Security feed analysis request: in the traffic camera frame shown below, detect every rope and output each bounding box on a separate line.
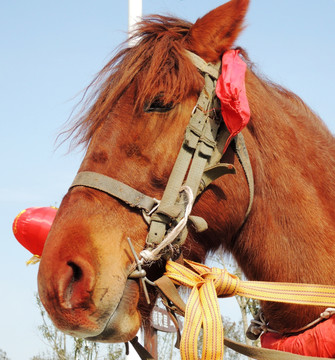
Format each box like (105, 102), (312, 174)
(165, 259), (335, 360)
(140, 186), (194, 263)
(284, 308), (335, 335)
(248, 308), (335, 339)
(26, 255), (41, 265)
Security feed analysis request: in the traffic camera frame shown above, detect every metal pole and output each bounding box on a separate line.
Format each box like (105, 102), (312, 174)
(128, 0), (142, 44)
(125, 2), (144, 358)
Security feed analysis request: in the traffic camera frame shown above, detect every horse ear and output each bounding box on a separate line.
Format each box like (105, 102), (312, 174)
(186, 0), (249, 63)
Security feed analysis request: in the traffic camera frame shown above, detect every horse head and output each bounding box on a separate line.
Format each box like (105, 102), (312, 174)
(38, 0), (335, 344)
(38, 0), (250, 342)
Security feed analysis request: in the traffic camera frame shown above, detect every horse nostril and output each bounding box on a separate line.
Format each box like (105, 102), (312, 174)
(67, 261), (83, 282)
(59, 258), (95, 310)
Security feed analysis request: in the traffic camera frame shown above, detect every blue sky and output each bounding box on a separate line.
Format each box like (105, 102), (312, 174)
(1, 1), (334, 359)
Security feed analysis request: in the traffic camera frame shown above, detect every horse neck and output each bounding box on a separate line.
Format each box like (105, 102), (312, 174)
(231, 69), (335, 286)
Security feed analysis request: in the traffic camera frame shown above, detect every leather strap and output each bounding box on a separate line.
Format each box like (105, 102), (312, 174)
(146, 58), (223, 247)
(224, 338), (331, 360)
(129, 336), (154, 360)
(234, 133), (254, 220)
(70, 171), (158, 213)
(186, 50), (220, 79)
(155, 275), (186, 315)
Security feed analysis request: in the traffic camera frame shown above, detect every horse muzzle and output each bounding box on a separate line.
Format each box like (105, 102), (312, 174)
(38, 251), (142, 342)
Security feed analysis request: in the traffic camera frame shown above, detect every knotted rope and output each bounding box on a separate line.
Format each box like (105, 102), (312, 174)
(165, 260), (335, 360)
(140, 186), (194, 263)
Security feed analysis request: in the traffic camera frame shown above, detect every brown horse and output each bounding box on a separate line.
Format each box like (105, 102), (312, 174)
(38, 0), (335, 347)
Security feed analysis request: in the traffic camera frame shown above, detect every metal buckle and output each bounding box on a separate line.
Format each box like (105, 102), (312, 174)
(142, 198), (160, 225)
(148, 198), (160, 216)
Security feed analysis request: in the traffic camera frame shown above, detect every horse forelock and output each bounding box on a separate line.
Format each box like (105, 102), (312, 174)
(60, 15), (204, 150)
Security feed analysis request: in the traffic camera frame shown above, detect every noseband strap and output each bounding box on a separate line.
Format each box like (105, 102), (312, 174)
(70, 171), (159, 214)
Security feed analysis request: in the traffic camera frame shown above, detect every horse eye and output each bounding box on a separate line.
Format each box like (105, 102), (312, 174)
(144, 97), (174, 113)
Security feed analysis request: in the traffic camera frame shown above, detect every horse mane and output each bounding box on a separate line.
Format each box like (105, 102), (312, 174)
(224, 49), (335, 290)
(61, 15), (204, 149)
(60, 13), (335, 165)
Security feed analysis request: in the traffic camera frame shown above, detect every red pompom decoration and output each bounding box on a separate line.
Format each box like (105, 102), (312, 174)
(13, 207), (57, 256)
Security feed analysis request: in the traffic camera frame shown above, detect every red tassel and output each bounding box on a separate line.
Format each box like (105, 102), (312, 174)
(216, 49), (250, 152)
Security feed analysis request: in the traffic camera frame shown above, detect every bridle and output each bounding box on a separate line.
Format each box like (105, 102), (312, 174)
(69, 50), (254, 295)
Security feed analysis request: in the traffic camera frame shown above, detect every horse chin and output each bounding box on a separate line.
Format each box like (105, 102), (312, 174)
(86, 279), (141, 343)
(47, 278), (141, 343)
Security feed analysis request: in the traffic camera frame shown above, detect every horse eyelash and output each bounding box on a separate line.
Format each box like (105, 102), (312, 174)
(144, 95), (175, 113)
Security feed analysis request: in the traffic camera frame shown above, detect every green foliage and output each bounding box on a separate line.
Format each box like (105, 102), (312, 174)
(0, 349), (10, 360)
(157, 332), (180, 360)
(106, 344), (125, 360)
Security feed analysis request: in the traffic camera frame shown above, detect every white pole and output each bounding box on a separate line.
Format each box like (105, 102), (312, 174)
(125, 2), (143, 357)
(128, 0), (143, 45)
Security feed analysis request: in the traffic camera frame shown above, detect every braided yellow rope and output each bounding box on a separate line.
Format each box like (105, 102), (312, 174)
(165, 260), (335, 360)
(26, 255), (41, 265)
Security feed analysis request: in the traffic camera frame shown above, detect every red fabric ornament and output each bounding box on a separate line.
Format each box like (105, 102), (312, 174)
(261, 316), (335, 357)
(216, 49), (250, 152)
(13, 207), (57, 256)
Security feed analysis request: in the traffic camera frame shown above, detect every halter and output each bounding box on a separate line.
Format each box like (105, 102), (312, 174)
(70, 50), (254, 277)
